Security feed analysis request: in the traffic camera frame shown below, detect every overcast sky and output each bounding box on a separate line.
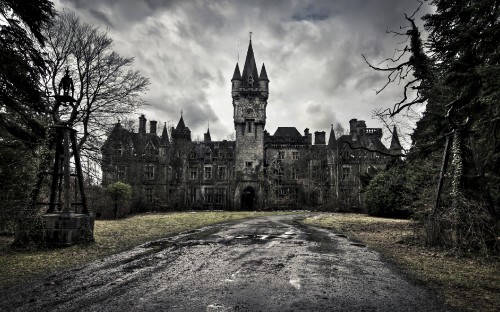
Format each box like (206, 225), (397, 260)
(54, 0), (431, 144)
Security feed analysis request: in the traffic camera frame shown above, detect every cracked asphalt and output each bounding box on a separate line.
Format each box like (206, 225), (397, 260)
(0, 215), (447, 311)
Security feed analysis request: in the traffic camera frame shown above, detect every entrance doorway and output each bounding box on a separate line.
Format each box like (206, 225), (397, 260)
(241, 187), (256, 210)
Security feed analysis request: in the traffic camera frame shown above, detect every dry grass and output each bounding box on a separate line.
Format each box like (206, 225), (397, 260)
(304, 213), (500, 312)
(0, 211), (302, 286)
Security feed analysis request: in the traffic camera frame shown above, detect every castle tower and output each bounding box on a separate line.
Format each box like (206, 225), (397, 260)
(232, 36), (269, 209)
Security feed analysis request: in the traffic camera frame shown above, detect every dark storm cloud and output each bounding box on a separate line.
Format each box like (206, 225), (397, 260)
(55, 0), (432, 142)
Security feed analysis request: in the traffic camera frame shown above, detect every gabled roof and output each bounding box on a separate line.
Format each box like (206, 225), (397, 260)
(338, 134), (388, 154)
(231, 63), (242, 81)
(273, 127), (302, 137)
(241, 39), (259, 87)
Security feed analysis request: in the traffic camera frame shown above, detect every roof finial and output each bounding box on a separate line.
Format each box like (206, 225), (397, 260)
(249, 31), (252, 41)
(181, 109), (183, 117)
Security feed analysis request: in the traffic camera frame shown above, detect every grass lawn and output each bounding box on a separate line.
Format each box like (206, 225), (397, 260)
(303, 213), (500, 312)
(0, 210), (303, 286)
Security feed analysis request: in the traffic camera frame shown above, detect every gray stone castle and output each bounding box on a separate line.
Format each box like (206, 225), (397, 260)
(101, 39), (402, 212)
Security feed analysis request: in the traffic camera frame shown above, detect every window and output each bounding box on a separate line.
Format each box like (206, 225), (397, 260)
(342, 150), (349, 158)
(189, 188), (197, 203)
(278, 151), (285, 160)
(313, 165), (319, 173)
(245, 162), (253, 168)
(218, 166), (226, 180)
(145, 143), (154, 156)
(144, 164), (155, 179)
(277, 167), (283, 178)
(145, 188), (153, 202)
(114, 144), (122, 156)
(342, 166), (351, 181)
(292, 152), (299, 160)
(215, 188), (226, 204)
(190, 152), (197, 159)
(204, 166), (212, 180)
(204, 187), (214, 204)
(167, 166), (173, 182)
(117, 165), (126, 180)
(291, 167), (298, 180)
(190, 167), (198, 180)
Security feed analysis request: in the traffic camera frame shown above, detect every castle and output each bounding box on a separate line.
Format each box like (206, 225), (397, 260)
(101, 39), (402, 212)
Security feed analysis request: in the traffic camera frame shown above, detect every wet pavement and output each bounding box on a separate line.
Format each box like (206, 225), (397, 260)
(0, 214), (447, 311)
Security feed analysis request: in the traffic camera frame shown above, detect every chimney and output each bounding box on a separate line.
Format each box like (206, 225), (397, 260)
(139, 114), (147, 134)
(356, 120), (367, 135)
(149, 120), (157, 134)
(304, 128), (312, 145)
(314, 131), (326, 145)
(349, 119), (357, 135)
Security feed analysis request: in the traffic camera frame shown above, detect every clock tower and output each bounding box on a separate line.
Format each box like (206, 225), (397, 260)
(231, 37), (269, 209)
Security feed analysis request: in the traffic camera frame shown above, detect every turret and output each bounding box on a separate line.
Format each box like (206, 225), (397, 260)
(204, 125), (212, 142)
(390, 126), (403, 155)
(328, 124), (337, 149)
(159, 122), (170, 162)
(259, 63), (269, 99)
(171, 113), (191, 142)
(160, 123), (170, 146)
(231, 63), (242, 98)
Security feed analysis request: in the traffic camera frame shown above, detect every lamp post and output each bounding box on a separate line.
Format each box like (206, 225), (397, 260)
(16, 69), (95, 246)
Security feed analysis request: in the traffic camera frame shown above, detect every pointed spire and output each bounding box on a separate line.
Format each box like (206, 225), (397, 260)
(160, 122), (170, 146)
(259, 63), (269, 81)
(328, 124), (337, 148)
(241, 38), (259, 87)
(390, 125), (403, 152)
(231, 63), (242, 81)
(176, 112), (186, 130)
(204, 123), (212, 142)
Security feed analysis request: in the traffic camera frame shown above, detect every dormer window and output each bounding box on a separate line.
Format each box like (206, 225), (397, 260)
(145, 142), (155, 156)
(248, 75), (254, 87)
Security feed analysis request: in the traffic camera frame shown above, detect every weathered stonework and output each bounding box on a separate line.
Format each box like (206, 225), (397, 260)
(101, 39), (402, 212)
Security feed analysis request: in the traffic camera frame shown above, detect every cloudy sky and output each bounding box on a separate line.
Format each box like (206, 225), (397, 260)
(54, 0), (431, 145)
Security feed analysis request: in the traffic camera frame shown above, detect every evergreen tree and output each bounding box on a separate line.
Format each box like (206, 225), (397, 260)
(365, 0), (500, 251)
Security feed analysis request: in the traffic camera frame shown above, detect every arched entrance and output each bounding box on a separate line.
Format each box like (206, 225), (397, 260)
(241, 187), (256, 210)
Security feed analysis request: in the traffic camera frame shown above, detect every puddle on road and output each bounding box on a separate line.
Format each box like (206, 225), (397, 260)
(289, 278), (301, 290)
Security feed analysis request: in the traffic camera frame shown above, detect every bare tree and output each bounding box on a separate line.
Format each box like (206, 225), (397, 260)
(41, 11), (149, 160)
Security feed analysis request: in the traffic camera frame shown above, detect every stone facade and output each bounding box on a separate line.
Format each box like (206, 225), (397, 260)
(101, 39), (402, 212)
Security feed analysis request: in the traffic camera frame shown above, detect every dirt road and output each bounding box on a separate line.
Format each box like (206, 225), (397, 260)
(0, 215), (446, 311)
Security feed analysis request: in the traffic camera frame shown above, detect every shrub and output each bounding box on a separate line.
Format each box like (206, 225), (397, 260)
(365, 169), (412, 218)
(106, 182), (132, 218)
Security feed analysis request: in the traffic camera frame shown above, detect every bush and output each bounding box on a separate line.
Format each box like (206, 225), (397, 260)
(106, 182), (132, 218)
(365, 169), (412, 218)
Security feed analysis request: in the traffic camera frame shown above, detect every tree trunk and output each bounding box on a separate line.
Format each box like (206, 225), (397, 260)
(450, 129), (464, 245)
